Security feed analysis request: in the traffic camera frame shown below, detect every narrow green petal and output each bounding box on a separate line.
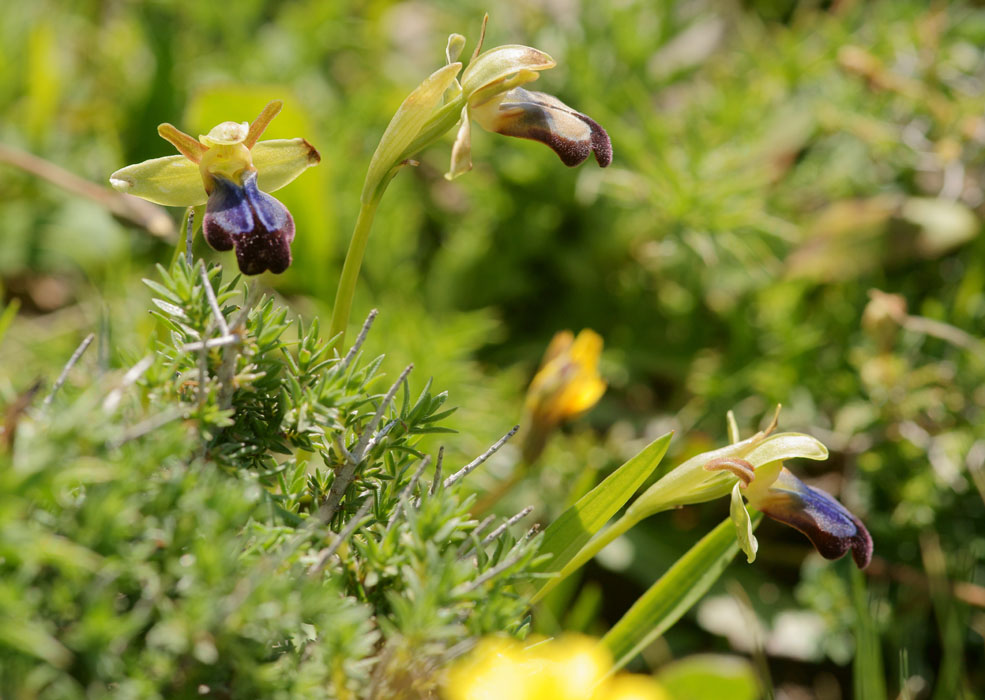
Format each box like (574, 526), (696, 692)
(362, 61), (462, 202)
(446, 33), (466, 64)
(726, 410), (741, 444)
(461, 45), (555, 96)
(109, 155), (206, 207)
(730, 482), (758, 563)
(252, 138), (322, 193)
(445, 106), (472, 180)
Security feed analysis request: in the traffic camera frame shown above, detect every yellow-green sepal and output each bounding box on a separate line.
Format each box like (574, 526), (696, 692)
(743, 433), (828, 465)
(446, 33), (466, 64)
(460, 45), (555, 96)
(730, 482), (758, 564)
(446, 105), (472, 180)
(109, 155), (207, 207)
(252, 138), (322, 193)
(362, 61), (463, 203)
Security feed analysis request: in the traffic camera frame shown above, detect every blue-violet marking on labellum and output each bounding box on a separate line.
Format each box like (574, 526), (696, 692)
(746, 464), (873, 569)
(109, 100), (320, 275)
(203, 171), (294, 275)
(715, 458), (873, 569)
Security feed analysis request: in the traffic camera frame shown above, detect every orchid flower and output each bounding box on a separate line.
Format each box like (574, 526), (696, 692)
(332, 17), (613, 348)
(701, 413), (873, 568)
(561, 409), (872, 583)
(109, 101), (320, 275)
(713, 457), (873, 568)
(360, 15), (612, 204)
(445, 18), (612, 179)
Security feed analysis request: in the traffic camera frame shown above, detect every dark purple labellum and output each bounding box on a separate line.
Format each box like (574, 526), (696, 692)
(203, 171), (295, 275)
(755, 468), (873, 569)
(479, 88), (613, 168)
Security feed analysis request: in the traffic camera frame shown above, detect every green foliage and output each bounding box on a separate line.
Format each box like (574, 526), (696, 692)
(3, 0), (985, 695)
(601, 514), (762, 672)
(532, 432), (672, 601)
(654, 654), (760, 700)
(0, 257), (540, 698)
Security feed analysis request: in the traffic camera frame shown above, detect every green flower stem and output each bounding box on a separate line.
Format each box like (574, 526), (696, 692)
(169, 206), (198, 269)
(554, 465), (735, 584)
(331, 95), (466, 353)
(555, 512), (641, 584)
(329, 199), (379, 351)
(601, 513), (762, 672)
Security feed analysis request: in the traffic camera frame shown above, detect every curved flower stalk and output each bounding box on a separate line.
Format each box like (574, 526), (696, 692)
(109, 101), (320, 275)
(443, 635), (667, 700)
(559, 409), (872, 582)
(329, 15), (612, 349)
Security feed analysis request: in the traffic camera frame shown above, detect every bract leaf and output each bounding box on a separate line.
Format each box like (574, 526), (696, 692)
(601, 513), (762, 672)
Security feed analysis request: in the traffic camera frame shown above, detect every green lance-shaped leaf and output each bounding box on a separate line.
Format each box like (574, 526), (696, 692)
(601, 513), (762, 672)
(531, 432), (672, 602)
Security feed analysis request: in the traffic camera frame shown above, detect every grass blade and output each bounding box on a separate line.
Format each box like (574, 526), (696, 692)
(532, 432), (672, 600)
(851, 564), (886, 700)
(602, 513), (761, 671)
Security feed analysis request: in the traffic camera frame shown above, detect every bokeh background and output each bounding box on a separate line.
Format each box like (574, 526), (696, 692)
(3, 0), (984, 696)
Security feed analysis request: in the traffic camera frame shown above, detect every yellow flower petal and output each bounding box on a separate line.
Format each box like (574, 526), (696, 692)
(461, 45), (555, 96)
(252, 138), (322, 193)
(539, 330), (575, 367)
(600, 675), (670, 700)
(570, 329), (603, 364)
(557, 376), (607, 416)
(444, 638), (533, 700)
(526, 328), (605, 422)
(363, 61), (463, 202)
(109, 154), (207, 206)
(534, 635), (610, 700)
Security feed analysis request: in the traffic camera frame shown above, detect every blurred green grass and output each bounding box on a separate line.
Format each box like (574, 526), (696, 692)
(2, 0), (985, 695)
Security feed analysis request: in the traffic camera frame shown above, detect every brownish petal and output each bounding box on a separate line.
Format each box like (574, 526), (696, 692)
(751, 467), (873, 568)
(472, 87), (612, 167)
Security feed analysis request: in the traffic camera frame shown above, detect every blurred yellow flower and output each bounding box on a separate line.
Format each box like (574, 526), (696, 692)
(443, 635), (667, 700)
(520, 329), (606, 463)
